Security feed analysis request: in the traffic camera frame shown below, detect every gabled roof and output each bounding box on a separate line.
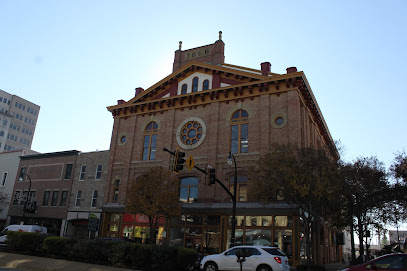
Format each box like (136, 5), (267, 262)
(124, 61), (272, 105)
(106, 61), (338, 160)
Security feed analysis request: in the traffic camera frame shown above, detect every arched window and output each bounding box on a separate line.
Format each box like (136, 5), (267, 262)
(202, 80), (209, 91)
(179, 177), (198, 203)
(230, 110), (248, 154)
(192, 77), (199, 92)
(181, 84), (188, 95)
(142, 122), (158, 160)
(229, 175), (248, 202)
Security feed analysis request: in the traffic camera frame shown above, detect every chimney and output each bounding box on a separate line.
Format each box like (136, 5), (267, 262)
(117, 100), (125, 105)
(286, 67), (298, 74)
(261, 62), (271, 76)
(135, 87), (144, 96)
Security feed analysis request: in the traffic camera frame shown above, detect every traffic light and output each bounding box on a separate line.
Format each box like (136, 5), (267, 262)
(173, 149), (186, 173)
(209, 168), (216, 185)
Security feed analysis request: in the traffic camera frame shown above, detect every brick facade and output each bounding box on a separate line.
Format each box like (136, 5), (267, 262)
(102, 37), (340, 265)
(8, 151), (79, 236)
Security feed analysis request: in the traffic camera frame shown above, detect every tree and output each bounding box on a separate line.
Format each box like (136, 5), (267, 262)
(390, 151), (407, 184)
(340, 156), (389, 262)
(389, 151), (407, 235)
(126, 167), (181, 244)
(250, 143), (342, 267)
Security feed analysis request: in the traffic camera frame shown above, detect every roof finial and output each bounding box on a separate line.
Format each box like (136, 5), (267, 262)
(219, 31), (222, 41)
(179, 41), (182, 50)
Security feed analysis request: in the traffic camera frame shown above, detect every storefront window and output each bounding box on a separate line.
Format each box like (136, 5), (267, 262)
(203, 228), (220, 254)
(246, 216), (272, 227)
(170, 215), (185, 225)
(185, 215), (203, 226)
(227, 229), (244, 248)
(185, 237), (202, 250)
(204, 215), (220, 226)
(169, 227), (184, 247)
(123, 225), (133, 238)
(261, 216), (273, 226)
(133, 226), (149, 243)
(185, 227), (202, 237)
(109, 224), (118, 232)
(245, 229), (272, 246)
(274, 216), (292, 227)
(274, 229), (293, 258)
(109, 214), (120, 222)
(228, 215), (245, 226)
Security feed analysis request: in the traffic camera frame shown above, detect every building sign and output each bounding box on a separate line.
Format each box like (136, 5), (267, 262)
(88, 213), (99, 232)
(184, 47), (211, 61)
(24, 200), (37, 213)
(136, 214), (149, 223)
(28, 164), (64, 181)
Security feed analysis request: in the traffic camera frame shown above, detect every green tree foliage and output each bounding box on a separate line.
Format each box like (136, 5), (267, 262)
(389, 151), (407, 228)
(391, 151), (407, 184)
(249, 143), (342, 266)
(126, 167), (181, 244)
(339, 156), (390, 261)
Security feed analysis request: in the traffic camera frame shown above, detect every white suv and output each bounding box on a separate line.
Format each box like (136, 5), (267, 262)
(200, 245), (290, 271)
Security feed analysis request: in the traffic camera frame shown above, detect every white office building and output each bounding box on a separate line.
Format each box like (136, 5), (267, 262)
(0, 89), (40, 152)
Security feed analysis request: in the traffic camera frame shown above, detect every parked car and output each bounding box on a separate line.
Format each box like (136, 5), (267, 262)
(200, 245), (290, 271)
(341, 253), (407, 271)
(0, 224), (47, 243)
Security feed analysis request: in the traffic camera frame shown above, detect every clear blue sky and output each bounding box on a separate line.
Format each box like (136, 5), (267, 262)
(1, 1), (406, 169)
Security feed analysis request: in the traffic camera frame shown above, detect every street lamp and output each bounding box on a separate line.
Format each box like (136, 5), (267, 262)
(227, 152), (237, 247)
(19, 173), (32, 224)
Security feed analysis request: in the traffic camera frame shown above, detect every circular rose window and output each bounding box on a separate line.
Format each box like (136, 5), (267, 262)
(176, 117), (207, 150)
(181, 121), (203, 145)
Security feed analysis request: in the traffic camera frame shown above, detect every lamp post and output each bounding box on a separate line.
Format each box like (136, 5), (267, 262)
(227, 152), (237, 247)
(19, 173), (32, 224)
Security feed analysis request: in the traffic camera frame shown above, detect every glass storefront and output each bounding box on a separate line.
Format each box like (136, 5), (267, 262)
(169, 214), (295, 256)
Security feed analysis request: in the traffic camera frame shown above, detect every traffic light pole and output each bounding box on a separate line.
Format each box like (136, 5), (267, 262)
(163, 148), (235, 202)
(164, 148), (237, 247)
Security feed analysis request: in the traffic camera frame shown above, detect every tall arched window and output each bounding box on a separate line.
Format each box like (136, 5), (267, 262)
(229, 175), (248, 202)
(202, 80), (209, 91)
(181, 84), (188, 94)
(230, 110), (248, 154)
(192, 77), (199, 92)
(179, 177), (198, 203)
(142, 122), (158, 160)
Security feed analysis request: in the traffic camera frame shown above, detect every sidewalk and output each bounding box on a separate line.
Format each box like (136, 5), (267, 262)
(0, 251), (349, 271)
(0, 252), (137, 271)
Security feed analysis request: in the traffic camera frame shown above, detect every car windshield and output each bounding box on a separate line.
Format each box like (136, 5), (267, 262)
(263, 248), (286, 256)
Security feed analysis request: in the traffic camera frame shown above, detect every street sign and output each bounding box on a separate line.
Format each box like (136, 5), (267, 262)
(88, 213), (99, 232)
(186, 156), (195, 171)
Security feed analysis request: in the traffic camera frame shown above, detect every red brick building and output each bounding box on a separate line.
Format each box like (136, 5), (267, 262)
(102, 34), (340, 265)
(8, 151), (79, 236)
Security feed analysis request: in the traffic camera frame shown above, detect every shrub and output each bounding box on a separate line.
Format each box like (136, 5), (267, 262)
(108, 241), (134, 268)
(134, 243), (152, 268)
(177, 247), (199, 271)
(5, 231), (46, 255)
(150, 245), (178, 270)
(41, 236), (70, 258)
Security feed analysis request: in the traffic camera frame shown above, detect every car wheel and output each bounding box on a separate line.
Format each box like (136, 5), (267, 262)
(257, 264), (272, 271)
(204, 262), (218, 271)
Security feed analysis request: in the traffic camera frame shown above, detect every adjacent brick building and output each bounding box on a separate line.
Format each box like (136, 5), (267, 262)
(102, 34), (341, 266)
(8, 151), (80, 236)
(65, 150), (109, 238)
